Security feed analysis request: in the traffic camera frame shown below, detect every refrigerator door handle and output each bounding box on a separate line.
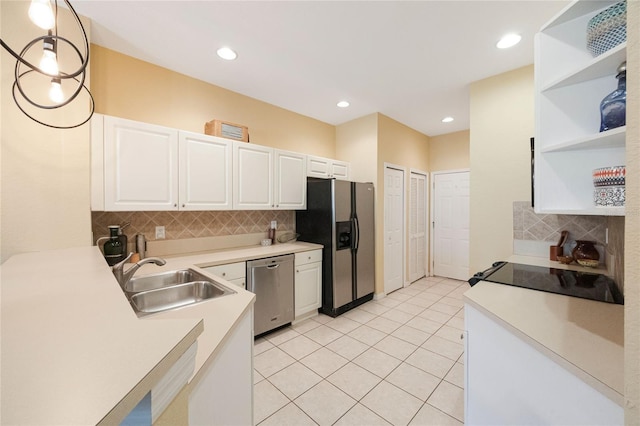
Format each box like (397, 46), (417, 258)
(352, 216), (359, 251)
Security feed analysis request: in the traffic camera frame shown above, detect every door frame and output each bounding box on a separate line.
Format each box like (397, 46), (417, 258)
(409, 168), (429, 283)
(429, 168), (470, 277)
(384, 163), (407, 293)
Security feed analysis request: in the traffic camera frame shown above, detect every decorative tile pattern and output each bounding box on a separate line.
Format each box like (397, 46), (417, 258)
(255, 277), (468, 426)
(513, 201), (606, 244)
(91, 210), (294, 245)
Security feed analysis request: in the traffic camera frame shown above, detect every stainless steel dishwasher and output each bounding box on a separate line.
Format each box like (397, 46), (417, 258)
(247, 254), (294, 336)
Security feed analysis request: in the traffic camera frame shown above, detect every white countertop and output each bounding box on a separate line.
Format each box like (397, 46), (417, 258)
(464, 255), (624, 405)
(0, 241), (321, 423)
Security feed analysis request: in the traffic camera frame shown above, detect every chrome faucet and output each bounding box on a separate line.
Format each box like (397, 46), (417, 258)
(112, 252), (167, 289)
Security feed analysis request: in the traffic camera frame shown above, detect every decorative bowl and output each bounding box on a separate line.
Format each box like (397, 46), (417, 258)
(594, 186), (625, 207)
(593, 165), (625, 187)
(576, 258), (599, 268)
(556, 256), (574, 264)
(587, 1), (627, 57)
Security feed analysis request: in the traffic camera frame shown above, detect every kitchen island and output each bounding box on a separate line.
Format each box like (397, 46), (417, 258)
(464, 256), (624, 425)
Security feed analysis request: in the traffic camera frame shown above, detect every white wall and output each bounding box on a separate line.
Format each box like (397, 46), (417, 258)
(0, 2), (92, 263)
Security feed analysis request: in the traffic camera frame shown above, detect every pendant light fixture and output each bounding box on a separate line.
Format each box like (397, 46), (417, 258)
(0, 0), (94, 129)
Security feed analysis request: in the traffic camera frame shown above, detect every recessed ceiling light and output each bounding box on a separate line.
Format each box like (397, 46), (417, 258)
(337, 101), (350, 108)
(496, 33), (522, 49)
(442, 116), (454, 123)
(216, 47), (237, 60)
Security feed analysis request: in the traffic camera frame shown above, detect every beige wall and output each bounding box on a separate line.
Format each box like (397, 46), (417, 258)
(91, 46), (335, 157)
(429, 130), (470, 171)
(469, 66), (534, 273)
(625, 0), (640, 421)
(335, 113), (378, 183)
(1, 2), (92, 263)
(377, 114), (430, 292)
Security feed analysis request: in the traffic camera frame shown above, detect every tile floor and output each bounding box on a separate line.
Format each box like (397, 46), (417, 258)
(253, 276), (467, 425)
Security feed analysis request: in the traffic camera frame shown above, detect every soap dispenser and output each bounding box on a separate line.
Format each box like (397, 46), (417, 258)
(103, 225), (124, 266)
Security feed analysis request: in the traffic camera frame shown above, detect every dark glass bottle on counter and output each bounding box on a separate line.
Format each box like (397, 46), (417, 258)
(103, 225), (123, 266)
(600, 62), (626, 132)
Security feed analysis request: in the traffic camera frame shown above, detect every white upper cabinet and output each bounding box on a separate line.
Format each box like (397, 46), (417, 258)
(307, 155), (350, 180)
(534, 0), (626, 215)
(274, 149), (306, 209)
(102, 115), (179, 211)
(233, 142), (274, 209)
(179, 131), (232, 210)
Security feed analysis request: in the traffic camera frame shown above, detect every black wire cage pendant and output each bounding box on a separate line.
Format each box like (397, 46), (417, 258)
(0, 0), (94, 129)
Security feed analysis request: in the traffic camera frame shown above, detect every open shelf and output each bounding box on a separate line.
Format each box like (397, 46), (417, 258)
(540, 127), (626, 153)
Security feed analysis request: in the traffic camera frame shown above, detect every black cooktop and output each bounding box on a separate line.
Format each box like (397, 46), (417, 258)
(469, 262), (624, 305)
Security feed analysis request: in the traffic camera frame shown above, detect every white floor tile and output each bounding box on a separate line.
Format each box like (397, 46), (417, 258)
(300, 347), (349, 378)
(429, 302), (460, 316)
(334, 403), (392, 426)
(313, 313), (334, 324)
(348, 324), (387, 346)
(326, 335), (370, 360)
(258, 402), (317, 426)
(439, 296), (464, 308)
(303, 324), (344, 345)
(254, 347), (296, 378)
(327, 362), (382, 400)
(358, 302), (391, 316)
(353, 348), (402, 378)
(278, 335), (322, 360)
(294, 381), (356, 426)
(446, 316), (465, 330)
(374, 335), (418, 361)
(361, 381), (423, 426)
(407, 295), (439, 308)
(434, 325), (464, 344)
(380, 308), (416, 324)
(406, 316), (444, 334)
(417, 308), (453, 324)
(385, 363), (441, 401)
(254, 369), (264, 384)
(377, 297), (402, 308)
(405, 348), (456, 379)
(444, 362), (464, 388)
(325, 316), (362, 334)
(254, 380), (290, 424)
(267, 362), (322, 399)
(265, 327), (300, 346)
(254, 337), (275, 356)
(394, 302), (426, 316)
(391, 325), (432, 346)
(387, 291), (412, 302)
(409, 403), (463, 426)
(343, 308), (377, 324)
(366, 316), (403, 334)
(292, 318), (322, 334)
(421, 335), (464, 361)
(427, 380), (464, 422)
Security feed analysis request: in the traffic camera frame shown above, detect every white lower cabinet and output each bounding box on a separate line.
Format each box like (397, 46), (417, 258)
(201, 262), (246, 289)
(188, 308), (253, 426)
(465, 304), (623, 425)
(294, 250), (322, 319)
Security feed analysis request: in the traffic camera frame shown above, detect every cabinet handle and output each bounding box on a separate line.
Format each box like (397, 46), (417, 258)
(174, 203), (177, 207)
(296, 270), (299, 273)
(182, 204), (185, 208)
(308, 256), (311, 260)
(222, 272), (226, 276)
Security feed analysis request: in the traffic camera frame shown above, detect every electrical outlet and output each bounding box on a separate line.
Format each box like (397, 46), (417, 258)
(271, 220), (277, 229)
(155, 226), (165, 239)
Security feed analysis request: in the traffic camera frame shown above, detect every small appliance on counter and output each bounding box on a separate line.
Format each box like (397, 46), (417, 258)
(469, 261), (623, 305)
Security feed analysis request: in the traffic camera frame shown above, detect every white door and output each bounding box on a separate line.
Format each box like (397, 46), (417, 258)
(232, 142), (273, 209)
(433, 171), (470, 280)
(274, 149), (306, 209)
(179, 132), (232, 210)
(104, 116), (178, 211)
(409, 172), (427, 282)
(384, 166), (404, 294)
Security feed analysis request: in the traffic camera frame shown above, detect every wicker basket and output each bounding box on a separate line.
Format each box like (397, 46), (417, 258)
(587, 1), (626, 57)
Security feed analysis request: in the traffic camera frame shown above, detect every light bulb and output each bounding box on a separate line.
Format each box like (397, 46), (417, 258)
(49, 78), (64, 103)
(29, 0), (55, 30)
(40, 49), (59, 75)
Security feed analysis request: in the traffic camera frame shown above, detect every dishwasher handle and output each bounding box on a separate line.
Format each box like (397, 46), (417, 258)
(267, 263), (280, 269)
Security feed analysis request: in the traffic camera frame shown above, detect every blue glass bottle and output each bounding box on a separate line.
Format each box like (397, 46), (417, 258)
(600, 62), (626, 132)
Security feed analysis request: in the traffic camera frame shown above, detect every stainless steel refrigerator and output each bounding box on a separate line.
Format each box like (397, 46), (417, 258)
(296, 178), (375, 317)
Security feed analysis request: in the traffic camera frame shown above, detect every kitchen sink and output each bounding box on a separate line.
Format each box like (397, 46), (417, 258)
(130, 280), (235, 315)
(125, 268), (213, 293)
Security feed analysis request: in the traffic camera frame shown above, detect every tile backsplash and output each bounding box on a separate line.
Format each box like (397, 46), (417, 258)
(513, 201), (606, 244)
(91, 210), (295, 246)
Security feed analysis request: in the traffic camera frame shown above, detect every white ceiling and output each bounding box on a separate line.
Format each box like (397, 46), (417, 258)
(71, 0), (570, 136)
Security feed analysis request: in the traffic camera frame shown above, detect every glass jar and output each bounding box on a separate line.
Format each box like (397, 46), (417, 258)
(599, 61), (626, 132)
(103, 225), (123, 266)
(571, 240), (600, 268)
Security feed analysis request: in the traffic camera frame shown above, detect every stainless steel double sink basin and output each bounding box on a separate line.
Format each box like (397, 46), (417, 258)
(124, 268), (236, 316)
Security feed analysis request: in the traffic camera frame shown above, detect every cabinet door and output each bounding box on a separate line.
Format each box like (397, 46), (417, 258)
(178, 132), (232, 210)
(233, 142), (273, 209)
(295, 262), (322, 318)
(104, 116), (178, 211)
(331, 160), (350, 181)
(307, 155), (330, 178)
(274, 149), (306, 209)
